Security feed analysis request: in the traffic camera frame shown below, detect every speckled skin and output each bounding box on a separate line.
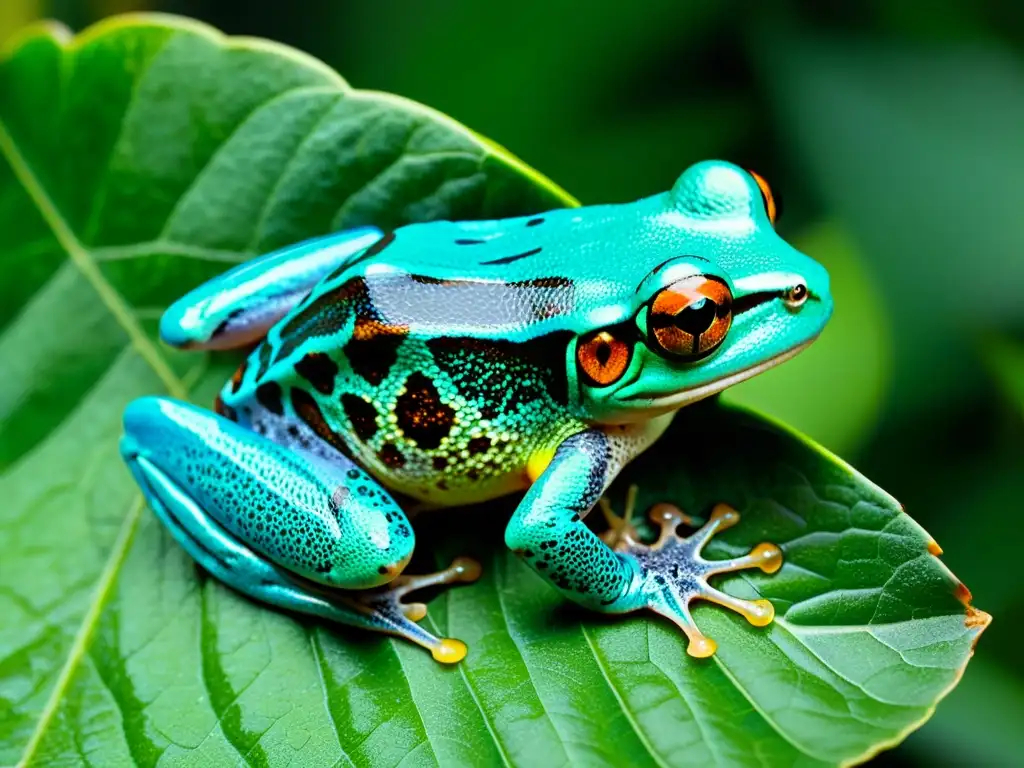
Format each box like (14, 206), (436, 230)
(122, 160), (833, 661)
(121, 398), (412, 588)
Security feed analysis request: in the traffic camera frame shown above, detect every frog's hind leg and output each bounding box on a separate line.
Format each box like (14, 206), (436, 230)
(120, 395), (479, 662)
(609, 499), (783, 658)
(160, 226), (383, 350)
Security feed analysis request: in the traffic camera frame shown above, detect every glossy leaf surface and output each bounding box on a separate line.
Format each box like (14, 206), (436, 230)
(0, 15), (987, 767)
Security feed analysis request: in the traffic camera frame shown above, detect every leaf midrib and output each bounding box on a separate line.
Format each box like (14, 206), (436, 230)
(0, 115), (188, 766)
(15, 499), (145, 767)
(0, 119), (186, 400)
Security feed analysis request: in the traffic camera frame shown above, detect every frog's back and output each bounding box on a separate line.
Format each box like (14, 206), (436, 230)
(365, 197), (671, 297)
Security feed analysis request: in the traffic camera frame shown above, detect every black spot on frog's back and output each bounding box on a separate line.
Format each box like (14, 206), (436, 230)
(395, 372), (455, 449)
(467, 436), (491, 454)
(255, 381), (284, 415)
(339, 230), (396, 273)
(295, 352), (339, 395)
(480, 246), (542, 267)
(378, 442), (406, 469)
(254, 341), (275, 380)
(341, 393), (378, 441)
(344, 319), (408, 386)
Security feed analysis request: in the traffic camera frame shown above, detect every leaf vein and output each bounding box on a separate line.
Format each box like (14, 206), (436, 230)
(580, 626), (669, 768)
(243, 92), (344, 252)
(81, 33), (177, 244)
(710, 652), (838, 763)
(157, 84), (338, 240)
(308, 629), (356, 768)
(491, 560), (574, 765)
(421, 614), (513, 768)
(0, 119), (186, 399)
(16, 497), (145, 767)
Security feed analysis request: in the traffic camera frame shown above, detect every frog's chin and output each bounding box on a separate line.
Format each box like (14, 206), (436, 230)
(618, 340), (814, 415)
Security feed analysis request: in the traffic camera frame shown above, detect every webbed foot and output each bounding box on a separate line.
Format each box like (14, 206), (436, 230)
(598, 483), (644, 549)
(330, 557), (482, 663)
(605, 494), (782, 658)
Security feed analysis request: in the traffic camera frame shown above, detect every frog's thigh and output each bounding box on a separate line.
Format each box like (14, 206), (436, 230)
(123, 439), (380, 631)
(160, 226), (382, 350)
(120, 395), (413, 591)
(505, 429), (643, 611)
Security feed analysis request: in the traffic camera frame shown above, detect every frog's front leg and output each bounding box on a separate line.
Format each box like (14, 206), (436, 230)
(120, 396), (478, 662)
(505, 430), (645, 608)
(506, 429), (782, 658)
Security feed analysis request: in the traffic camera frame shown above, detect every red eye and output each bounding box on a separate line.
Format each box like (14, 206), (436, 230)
(748, 169), (779, 226)
(648, 275), (733, 359)
(577, 330), (631, 386)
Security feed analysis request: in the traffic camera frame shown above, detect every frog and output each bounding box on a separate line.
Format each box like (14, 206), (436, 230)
(120, 160), (832, 663)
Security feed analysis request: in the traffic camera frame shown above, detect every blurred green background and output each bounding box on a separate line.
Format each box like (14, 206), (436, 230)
(4, 0), (1022, 764)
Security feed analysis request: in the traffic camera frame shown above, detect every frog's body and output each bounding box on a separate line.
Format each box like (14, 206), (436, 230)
(221, 237), (590, 508)
(123, 161), (832, 662)
(220, 207), (663, 509)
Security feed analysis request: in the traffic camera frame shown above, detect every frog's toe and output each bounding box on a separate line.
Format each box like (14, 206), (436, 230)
(402, 602), (428, 622)
(344, 556), (482, 664)
(598, 483), (667, 549)
(616, 501), (782, 658)
(389, 556), (482, 597)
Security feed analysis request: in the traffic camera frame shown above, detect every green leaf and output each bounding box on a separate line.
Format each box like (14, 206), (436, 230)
(0, 14), (987, 767)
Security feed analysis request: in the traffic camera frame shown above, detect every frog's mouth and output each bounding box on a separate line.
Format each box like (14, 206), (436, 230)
(621, 338), (815, 411)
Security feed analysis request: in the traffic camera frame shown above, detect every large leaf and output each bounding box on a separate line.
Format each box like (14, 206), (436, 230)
(0, 14), (987, 767)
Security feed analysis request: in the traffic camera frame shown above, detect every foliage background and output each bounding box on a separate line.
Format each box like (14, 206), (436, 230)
(2, 0), (1021, 765)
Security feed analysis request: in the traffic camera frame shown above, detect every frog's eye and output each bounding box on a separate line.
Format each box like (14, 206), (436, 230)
(577, 329), (632, 387)
(648, 275), (733, 360)
(748, 169), (780, 226)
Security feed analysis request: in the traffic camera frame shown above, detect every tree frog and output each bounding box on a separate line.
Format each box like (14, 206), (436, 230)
(120, 160), (832, 663)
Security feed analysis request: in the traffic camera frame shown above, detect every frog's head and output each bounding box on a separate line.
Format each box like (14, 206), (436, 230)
(574, 160), (833, 422)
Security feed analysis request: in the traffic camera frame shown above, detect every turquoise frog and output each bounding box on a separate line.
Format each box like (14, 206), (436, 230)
(121, 161), (832, 663)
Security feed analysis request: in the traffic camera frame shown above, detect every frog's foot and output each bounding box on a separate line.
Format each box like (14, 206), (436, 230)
(612, 501), (783, 658)
(598, 484), (646, 548)
(333, 557), (482, 663)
